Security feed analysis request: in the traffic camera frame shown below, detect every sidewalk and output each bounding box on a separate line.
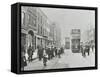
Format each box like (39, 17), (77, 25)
(24, 56), (60, 70)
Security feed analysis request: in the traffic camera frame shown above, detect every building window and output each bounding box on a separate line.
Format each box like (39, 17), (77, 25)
(38, 24), (40, 34)
(28, 13), (36, 27)
(27, 14), (30, 25)
(32, 17), (36, 27)
(22, 12), (25, 25)
(28, 14), (31, 26)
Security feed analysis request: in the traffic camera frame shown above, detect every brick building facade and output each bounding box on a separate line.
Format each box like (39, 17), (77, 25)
(21, 6), (61, 54)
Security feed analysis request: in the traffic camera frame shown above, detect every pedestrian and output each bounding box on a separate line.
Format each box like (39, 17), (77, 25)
(54, 47), (57, 57)
(30, 46), (34, 61)
(80, 45), (84, 56)
(25, 51), (28, 64)
(37, 46), (43, 61)
(92, 45), (94, 52)
(83, 46), (86, 57)
(87, 45), (90, 56)
(58, 48), (61, 58)
(32, 46), (38, 59)
(47, 47), (51, 60)
(27, 45), (32, 62)
(51, 46), (54, 59)
(43, 48), (48, 66)
(21, 46), (27, 71)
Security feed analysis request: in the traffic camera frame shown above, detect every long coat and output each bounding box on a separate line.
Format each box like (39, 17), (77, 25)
(27, 47), (33, 57)
(38, 48), (43, 57)
(21, 46), (27, 68)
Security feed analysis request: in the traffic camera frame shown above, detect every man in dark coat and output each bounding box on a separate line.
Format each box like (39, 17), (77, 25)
(54, 47), (57, 57)
(45, 47), (49, 60)
(27, 45), (33, 62)
(21, 46), (27, 71)
(86, 45), (90, 56)
(37, 46), (43, 61)
(83, 46), (86, 57)
(46, 47), (51, 60)
(51, 46), (54, 59)
(80, 45), (84, 56)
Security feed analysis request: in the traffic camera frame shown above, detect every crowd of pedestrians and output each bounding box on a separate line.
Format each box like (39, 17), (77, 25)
(80, 45), (95, 57)
(21, 43), (95, 70)
(37, 45), (64, 67)
(21, 44), (65, 70)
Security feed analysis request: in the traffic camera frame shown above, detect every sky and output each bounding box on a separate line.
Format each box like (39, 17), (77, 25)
(40, 7), (95, 45)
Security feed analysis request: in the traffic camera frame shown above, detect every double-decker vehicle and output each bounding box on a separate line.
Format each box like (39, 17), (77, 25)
(71, 29), (81, 53)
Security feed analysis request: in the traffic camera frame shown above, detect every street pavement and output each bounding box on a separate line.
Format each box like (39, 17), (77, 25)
(64, 49), (95, 68)
(24, 49), (95, 71)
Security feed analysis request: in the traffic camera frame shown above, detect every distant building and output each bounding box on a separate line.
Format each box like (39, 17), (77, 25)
(81, 29), (88, 45)
(49, 22), (61, 48)
(88, 28), (95, 47)
(56, 26), (61, 48)
(81, 26), (95, 47)
(65, 37), (70, 49)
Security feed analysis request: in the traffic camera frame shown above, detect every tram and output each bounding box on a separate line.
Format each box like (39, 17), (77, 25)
(71, 29), (81, 53)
